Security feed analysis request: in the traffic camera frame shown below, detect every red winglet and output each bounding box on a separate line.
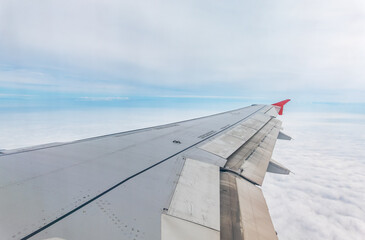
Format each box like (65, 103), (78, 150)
(272, 99), (291, 115)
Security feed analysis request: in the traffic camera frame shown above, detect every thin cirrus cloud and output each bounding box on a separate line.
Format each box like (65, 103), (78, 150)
(78, 96), (129, 101)
(1, 0), (365, 101)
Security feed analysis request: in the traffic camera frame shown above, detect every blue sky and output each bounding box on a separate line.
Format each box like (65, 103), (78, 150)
(1, 0), (365, 108)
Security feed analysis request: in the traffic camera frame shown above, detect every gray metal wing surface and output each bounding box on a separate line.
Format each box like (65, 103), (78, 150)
(0, 101), (291, 240)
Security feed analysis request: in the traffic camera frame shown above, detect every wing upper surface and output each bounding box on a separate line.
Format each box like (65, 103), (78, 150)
(0, 103), (288, 240)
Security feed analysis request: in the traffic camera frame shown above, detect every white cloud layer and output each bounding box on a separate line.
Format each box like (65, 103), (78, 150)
(263, 112), (365, 240)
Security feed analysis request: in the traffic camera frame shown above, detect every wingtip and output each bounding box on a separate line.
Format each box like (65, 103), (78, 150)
(272, 99), (291, 115)
(273, 99), (291, 106)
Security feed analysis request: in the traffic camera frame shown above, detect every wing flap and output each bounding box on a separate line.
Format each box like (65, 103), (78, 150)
(167, 158), (220, 230)
(198, 134), (247, 159)
(220, 171), (278, 240)
(162, 158), (221, 240)
(225, 118), (282, 186)
(236, 177), (278, 240)
(198, 113), (272, 159)
(239, 119), (281, 185)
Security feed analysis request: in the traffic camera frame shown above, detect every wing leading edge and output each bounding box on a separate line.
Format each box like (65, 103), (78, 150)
(0, 101), (291, 240)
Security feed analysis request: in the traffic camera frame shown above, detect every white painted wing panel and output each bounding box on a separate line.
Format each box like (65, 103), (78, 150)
(265, 106), (279, 117)
(251, 113), (272, 123)
(198, 112), (274, 160)
(161, 214), (219, 240)
(236, 178), (278, 240)
(241, 112), (271, 130)
(167, 158), (220, 231)
(226, 124), (257, 141)
(198, 134), (244, 159)
(240, 119), (281, 185)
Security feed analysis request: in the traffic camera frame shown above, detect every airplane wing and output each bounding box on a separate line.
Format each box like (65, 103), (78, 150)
(0, 100), (291, 240)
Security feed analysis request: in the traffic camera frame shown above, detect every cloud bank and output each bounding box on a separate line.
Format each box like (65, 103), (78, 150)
(263, 112), (365, 240)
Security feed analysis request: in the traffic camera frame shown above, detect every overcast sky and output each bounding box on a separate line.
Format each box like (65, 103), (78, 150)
(1, 0), (365, 103)
(1, 2), (364, 239)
